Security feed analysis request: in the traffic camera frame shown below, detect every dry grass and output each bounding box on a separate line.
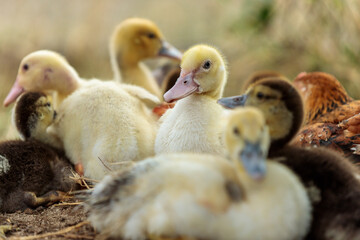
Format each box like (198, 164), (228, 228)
(1, 0), (360, 139)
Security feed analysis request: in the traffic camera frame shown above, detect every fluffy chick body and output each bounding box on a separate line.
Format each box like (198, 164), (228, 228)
(48, 81), (159, 180)
(155, 45), (227, 155)
(0, 92), (78, 213)
(87, 108), (311, 240)
(220, 77), (360, 240)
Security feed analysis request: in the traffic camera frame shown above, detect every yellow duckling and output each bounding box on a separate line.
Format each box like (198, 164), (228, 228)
(3, 50), (96, 108)
(47, 81), (160, 180)
(110, 18), (182, 99)
(87, 107), (311, 240)
(3, 50), (161, 180)
(155, 45), (227, 155)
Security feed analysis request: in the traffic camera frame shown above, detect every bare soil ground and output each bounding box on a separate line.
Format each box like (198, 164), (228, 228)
(0, 198), (97, 240)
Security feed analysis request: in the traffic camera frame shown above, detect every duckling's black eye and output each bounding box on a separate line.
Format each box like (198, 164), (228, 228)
(233, 127), (240, 136)
(202, 60), (211, 70)
(23, 64), (29, 71)
(257, 92), (264, 99)
(147, 33), (156, 39)
(45, 102), (51, 107)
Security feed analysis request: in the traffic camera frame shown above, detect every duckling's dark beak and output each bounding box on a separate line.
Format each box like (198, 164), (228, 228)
(53, 110), (57, 120)
(158, 41), (183, 61)
(217, 95), (248, 109)
(239, 141), (266, 180)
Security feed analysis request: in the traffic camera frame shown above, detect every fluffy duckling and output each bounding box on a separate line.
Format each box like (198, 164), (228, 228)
(3, 50), (96, 108)
(87, 107), (311, 240)
(241, 70), (285, 92)
(4, 50), (161, 180)
(0, 92), (78, 213)
(110, 18), (182, 99)
(47, 81), (160, 180)
(155, 45), (227, 155)
(219, 77), (360, 240)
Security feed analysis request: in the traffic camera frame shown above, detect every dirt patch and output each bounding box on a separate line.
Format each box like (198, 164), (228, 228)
(0, 198), (97, 239)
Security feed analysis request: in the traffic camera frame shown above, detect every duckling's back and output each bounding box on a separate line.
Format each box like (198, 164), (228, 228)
(87, 153), (311, 240)
(50, 81), (158, 180)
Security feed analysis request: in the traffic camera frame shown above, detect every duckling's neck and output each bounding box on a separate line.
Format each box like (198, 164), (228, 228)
(51, 76), (82, 108)
(200, 74), (226, 100)
(206, 87), (223, 100)
(112, 51), (162, 99)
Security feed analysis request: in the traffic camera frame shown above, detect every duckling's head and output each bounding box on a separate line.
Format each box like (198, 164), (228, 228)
(293, 72), (352, 123)
(219, 78), (304, 151)
(14, 92), (56, 140)
(110, 18), (182, 66)
(3, 50), (79, 107)
(164, 45), (227, 102)
(242, 70), (285, 92)
(226, 107), (270, 180)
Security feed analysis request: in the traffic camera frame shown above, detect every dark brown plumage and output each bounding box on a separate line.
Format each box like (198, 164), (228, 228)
(254, 78), (304, 152)
(0, 140), (76, 213)
(218, 77), (360, 239)
(14, 92), (51, 139)
(270, 145), (360, 240)
(0, 92), (78, 213)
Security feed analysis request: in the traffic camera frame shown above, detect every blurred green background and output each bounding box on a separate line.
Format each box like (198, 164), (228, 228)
(1, 0), (360, 139)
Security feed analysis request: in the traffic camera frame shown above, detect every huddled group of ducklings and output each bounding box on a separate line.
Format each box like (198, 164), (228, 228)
(1, 17), (360, 240)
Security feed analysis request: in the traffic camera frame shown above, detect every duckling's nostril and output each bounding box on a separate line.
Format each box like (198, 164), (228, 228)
(184, 80), (188, 84)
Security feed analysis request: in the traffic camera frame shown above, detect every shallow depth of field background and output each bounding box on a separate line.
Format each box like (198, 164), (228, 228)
(1, 0), (360, 139)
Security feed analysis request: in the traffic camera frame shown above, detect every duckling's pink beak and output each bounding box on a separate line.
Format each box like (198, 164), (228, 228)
(3, 78), (24, 107)
(164, 71), (199, 103)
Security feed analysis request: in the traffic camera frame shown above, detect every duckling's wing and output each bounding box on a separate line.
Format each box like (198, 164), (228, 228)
(122, 84), (161, 108)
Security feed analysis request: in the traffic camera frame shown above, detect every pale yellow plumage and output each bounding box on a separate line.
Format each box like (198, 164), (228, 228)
(110, 18), (182, 100)
(155, 45), (228, 155)
(7, 50), (161, 180)
(88, 107), (311, 240)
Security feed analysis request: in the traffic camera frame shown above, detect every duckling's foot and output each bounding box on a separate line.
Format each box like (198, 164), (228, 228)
(0, 225), (12, 239)
(152, 102), (175, 117)
(24, 191), (67, 208)
(75, 163), (84, 176)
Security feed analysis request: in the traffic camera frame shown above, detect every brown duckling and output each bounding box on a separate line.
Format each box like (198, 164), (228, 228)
(0, 92), (78, 213)
(241, 70), (285, 92)
(218, 77), (360, 240)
